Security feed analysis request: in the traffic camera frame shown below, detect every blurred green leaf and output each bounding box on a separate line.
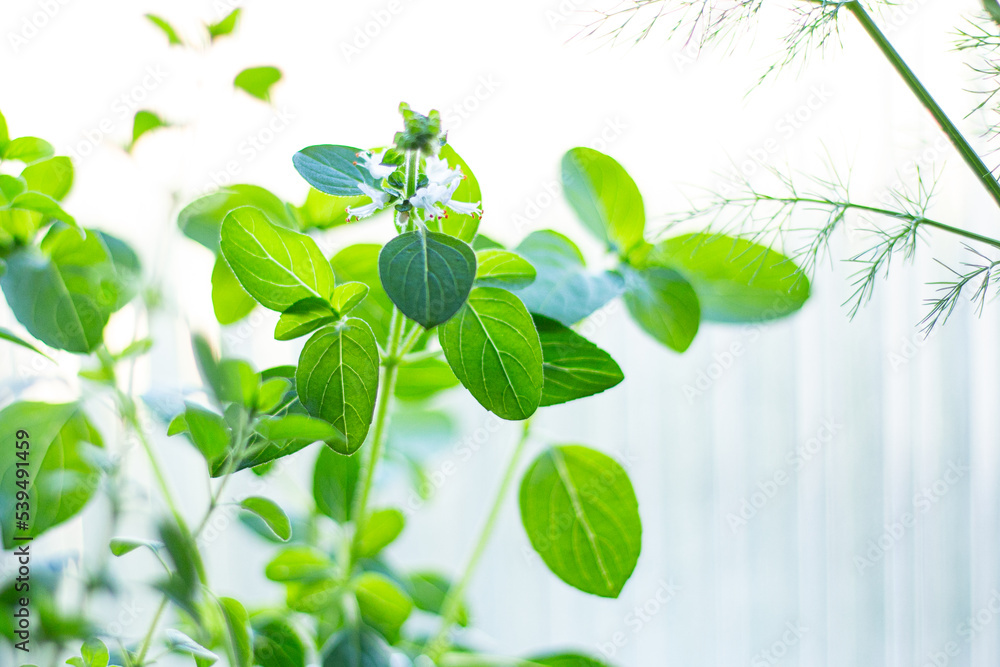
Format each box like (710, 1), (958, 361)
(622, 264), (700, 352)
(234, 66), (282, 102)
(166, 629), (218, 664)
(179, 184), (295, 254)
(354, 572), (413, 643)
(211, 255), (257, 325)
(145, 14), (183, 45)
(3, 136), (54, 164)
(8, 191), (76, 227)
(425, 144), (481, 242)
(394, 357), (458, 401)
(405, 572), (468, 626)
(296, 188), (366, 230)
(320, 626), (392, 667)
(239, 497), (291, 541)
(355, 508), (404, 558)
(252, 615), (306, 667)
(313, 445), (360, 522)
(128, 110), (170, 151)
(0, 326), (51, 360)
(265, 546), (334, 583)
(218, 597), (253, 667)
(207, 8), (241, 40)
(475, 249), (535, 289)
(21, 156), (73, 200)
(561, 147), (645, 253)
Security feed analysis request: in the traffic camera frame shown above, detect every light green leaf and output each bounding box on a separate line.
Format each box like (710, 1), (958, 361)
(207, 8), (241, 40)
(21, 156), (73, 200)
(1, 226), (140, 353)
(218, 597), (253, 667)
(80, 639), (110, 667)
(528, 654), (610, 667)
(653, 234), (810, 322)
(8, 191), (76, 227)
(109, 537), (161, 557)
(211, 254), (257, 325)
(354, 572), (413, 643)
(378, 229), (476, 328)
(179, 184), (295, 254)
(296, 320), (380, 454)
(331, 281), (369, 315)
(145, 14), (183, 45)
(405, 572), (468, 626)
(239, 497), (291, 541)
(0, 109), (8, 148)
(425, 144), (481, 241)
(256, 377), (290, 413)
(0, 174), (26, 203)
(0, 402), (103, 549)
(128, 110), (169, 151)
(166, 629), (218, 663)
(439, 287), (543, 420)
(519, 445), (641, 598)
(395, 357), (459, 401)
(513, 230), (624, 326)
(252, 616), (307, 667)
(321, 626), (391, 667)
(220, 206), (334, 312)
(533, 315), (623, 407)
(235, 66), (282, 102)
(0, 326), (51, 360)
(561, 147), (645, 253)
(171, 405), (229, 462)
(355, 508), (404, 558)
(255, 413), (345, 450)
(475, 249), (536, 289)
(265, 546), (334, 582)
(3, 137), (54, 164)
(331, 244), (394, 344)
(293, 145), (375, 198)
(296, 188), (366, 230)
(274, 297), (338, 341)
(622, 265), (700, 352)
(313, 446), (360, 522)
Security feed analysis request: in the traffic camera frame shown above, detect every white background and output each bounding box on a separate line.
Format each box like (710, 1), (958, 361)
(2, 0), (1000, 665)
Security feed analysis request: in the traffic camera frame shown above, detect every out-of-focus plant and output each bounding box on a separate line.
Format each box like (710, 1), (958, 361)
(0, 7), (811, 667)
(584, 0), (1000, 331)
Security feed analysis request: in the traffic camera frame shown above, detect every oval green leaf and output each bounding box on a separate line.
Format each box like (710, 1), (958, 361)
(355, 508), (405, 558)
(561, 147), (645, 253)
(622, 265), (700, 352)
(234, 66), (282, 103)
(354, 572), (413, 644)
(475, 249), (536, 289)
(293, 145), (376, 197)
(239, 497), (291, 541)
(533, 315), (624, 407)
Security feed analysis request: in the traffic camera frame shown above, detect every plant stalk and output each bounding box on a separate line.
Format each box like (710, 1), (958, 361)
(425, 418), (533, 660)
(134, 597), (168, 666)
(845, 1), (1000, 211)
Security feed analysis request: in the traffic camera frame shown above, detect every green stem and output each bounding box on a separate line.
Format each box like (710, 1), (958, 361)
(425, 418), (533, 660)
(134, 597), (168, 666)
(129, 409), (186, 530)
(846, 1), (1000, 211)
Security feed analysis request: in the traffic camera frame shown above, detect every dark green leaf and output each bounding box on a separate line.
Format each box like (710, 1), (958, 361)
(652, 234), (810, 322)
(239, 497), (291, 541)
(439, 287), (543, 420)
(21, 156), (73, 200)
(293, 145), (376, 198)
(321, 626), (392, 667)
(561, 147), (645, 253)
(355, 508), (404, 558)
(145, 14), (183, 45)
(234, 66), (282, 102)
(622, 265), (700, 352)
(179, 184), (295, 254)
(296, 320), (380, 454)
(378, 230), (476, 328)
(475, 249), (535, 289)
(519, 445), (641, 598)
(313, 446), (360, 522)
(533, 315), (623, 406)
(220, 206), (334, 311)
(513, 231), (624, 326)
(354, 572), (413, 643)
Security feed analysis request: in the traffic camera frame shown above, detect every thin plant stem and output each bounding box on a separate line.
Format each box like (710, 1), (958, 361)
(134, 597), (169, 666)
(425, 418), (534, 660)
(129, 409), (186, 530)
(845, 1), (1000, 212)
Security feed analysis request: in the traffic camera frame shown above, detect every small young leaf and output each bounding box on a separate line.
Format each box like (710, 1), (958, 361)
(79, 638), (110, 667)
(21, 156), (73, 200)
(355, 508), (405, 558)
(354, 572), (414, 643)
(440, 287), (543, 420)
(653, 234), (810, 322)
(2, 137), (54, 164)
(265, 546), (334, 582)
(321, 626), (392, 667)
(533, 315), (623, 406)
(207, 8), (241, 40)
(475, 249), (536, 289)
(109, 537), (161, 557)
(379, 229), (476, 328)
(293, 145), (375, 198)
(405, 572), (469, 626)
(220, 206), (334, 311)
(424, 144), (481, 242)
(331, 281), (369, 315)
(622, 265), (700, 352)
(296, 320), (380, 454)
(513, 230), (624, 326)
(274, 297), (338, 341)
(0, 326), (51, 360)
(166, 630), (218, 663)
(128, 110), (169, 151)
(331, 244), (395, 344)
(235, 66), (282, 102)
(145, 14), (183, 45)
(519, 445), (641, 598)
(561, 147), (645, 253)
(313, 446), (360, 522)
(218, 597), (254, 667)
(239, 497), (291, 541)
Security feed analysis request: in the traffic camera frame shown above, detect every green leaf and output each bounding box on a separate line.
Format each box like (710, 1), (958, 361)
(170, 405), (229, 462)
(1, 226), (140, 353)
(331, 244), (394, 344)
(528, 654), (610, 667)
(8, 191), (76, 227)
(79, 638), (110, 667)
(472, 234), (504, 251)
(239, 497), (291, 541)
(425, 144), (481, 241)
(256, 377), (290, 412)
(166, 630), (218, 664)
(378, 229), (476, 328)
(218, 597), (253, 667)
(622, 265), (700, 352)
(986, 0), (1000, 24)
(0, 174), (26, 203)
(211, 254), (256, 325)
(220, 206), (334, 312)
(313, 446), (360, 522)
(255, 413), (345, 448)
(332, 281), (369, 315)
(0, 326), (51, 359)
(519, 445), (641, 598)
(296, 320), (380, 454)
(252, 616), (306, 667)
(207, 8), (241, 40)
(475, 249), (536, 289)
(145, 14), (183, 45)
(235, 66), (282, 102)
(321, 626), (392, 667)
(274, 297), (338, 341)
(0, 402), (103, 549)
(179, 184), (295, 254)
(355, 508), (404, 558)
(652, 234), (810, 322)
(561, 147), (645, 253)
(21, 156), (73, 200)
(265, 546), (334, 582)
(3, 137), (54, 164)
(109, 537), (161, 557)
(439, 287), (543, 420)
(354, 572), (413, 643)
(533, 315), (623, 407)
(158, 518), (207, 589)
(0, 109), (8, 149)
(128, 110), (169, 151)
(293, 145), (376, 198)
(394, 357), (459, 401)
(513, 230), (624, 326)
(405, 572), (468, 626)
(296, 188), (367, 230)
